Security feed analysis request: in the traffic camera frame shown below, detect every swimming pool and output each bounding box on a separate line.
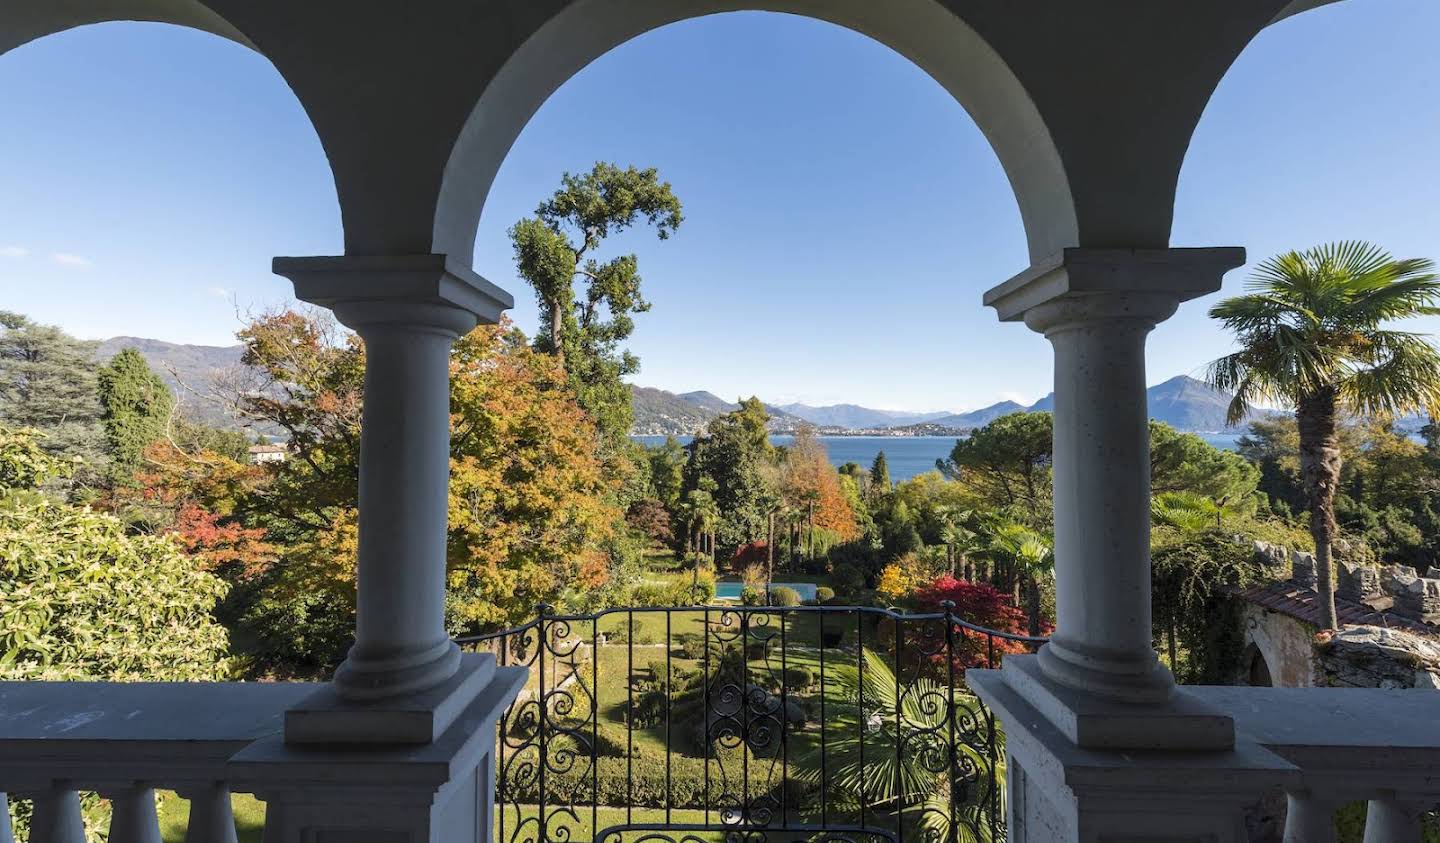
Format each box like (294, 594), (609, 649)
(714, 582), (818, 602)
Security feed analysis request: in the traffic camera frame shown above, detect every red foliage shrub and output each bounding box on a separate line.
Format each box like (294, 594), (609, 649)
(730, 540), (770, 569)
(626, 498), (674, 545)
(911, 575), (1033, 670)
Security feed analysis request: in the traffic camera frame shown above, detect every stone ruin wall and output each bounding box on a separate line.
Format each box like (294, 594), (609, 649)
(1243, 540), (1440, 689)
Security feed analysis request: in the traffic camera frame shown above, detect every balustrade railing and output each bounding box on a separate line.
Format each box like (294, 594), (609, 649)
(0, 681), (315, 843)
(458, 603), (1045, 843)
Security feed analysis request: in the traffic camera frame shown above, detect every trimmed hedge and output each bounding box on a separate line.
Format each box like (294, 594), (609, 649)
(768, 586), (802, 607)
(502, 751), (812, 809)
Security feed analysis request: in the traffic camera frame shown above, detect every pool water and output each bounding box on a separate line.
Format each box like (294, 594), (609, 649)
(714, 582), (818, 602)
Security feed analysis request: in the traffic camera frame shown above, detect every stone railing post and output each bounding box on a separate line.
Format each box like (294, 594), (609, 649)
(234, 254), (526, 842)
(968, 248), (1302, 841)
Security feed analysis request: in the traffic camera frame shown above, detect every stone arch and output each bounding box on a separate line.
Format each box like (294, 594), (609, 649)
(435, 0), (1076, 267)
(0, 0), (253, 58)
(0, 1), (351, 254)
(1270, 0), (1348, 25)
(1243, 643), (1274, 687)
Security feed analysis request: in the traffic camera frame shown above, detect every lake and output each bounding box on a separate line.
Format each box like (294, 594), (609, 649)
(633, 432), (1243, 482)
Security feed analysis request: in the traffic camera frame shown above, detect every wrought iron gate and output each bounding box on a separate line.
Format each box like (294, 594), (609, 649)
(459, 604), (1043, 843)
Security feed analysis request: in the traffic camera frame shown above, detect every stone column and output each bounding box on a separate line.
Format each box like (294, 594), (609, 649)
(1025, 289), (1180, 703)
(979, 248), (1244, 712)
(234, 255), (526, 843)
(966, 249), (1302, 842)
(271, 255), (515, 743)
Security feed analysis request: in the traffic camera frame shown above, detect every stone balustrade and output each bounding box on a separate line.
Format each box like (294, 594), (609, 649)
(0, 681), (317, 843)
(1188, 686), (1440, 843)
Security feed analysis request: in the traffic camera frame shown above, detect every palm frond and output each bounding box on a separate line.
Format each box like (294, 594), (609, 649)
(1339, 331), (1440, 417)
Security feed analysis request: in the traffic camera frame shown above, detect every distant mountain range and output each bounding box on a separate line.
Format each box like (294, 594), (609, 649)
(93, 335), (1272, 440)
(630, 376), (1263, 436)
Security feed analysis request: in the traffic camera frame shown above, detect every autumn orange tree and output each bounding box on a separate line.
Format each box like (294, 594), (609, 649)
(206, 311), (631, 668)
(780, 427), (859, 560)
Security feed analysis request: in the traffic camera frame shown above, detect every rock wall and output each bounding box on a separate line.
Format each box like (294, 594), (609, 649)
(1315, 626), (1440, 689)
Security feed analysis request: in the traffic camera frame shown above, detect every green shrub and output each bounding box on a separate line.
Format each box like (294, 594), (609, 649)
(832, 564), (866, 596)
(0, 485), (230, 682)
(672, 631), (705, 659)
(784, 665), (814, 689)
(740, 586), (764, 606)
(814, 586), (835, 603)
(630, 582), (674, 607)
(769, 586), (802, 607)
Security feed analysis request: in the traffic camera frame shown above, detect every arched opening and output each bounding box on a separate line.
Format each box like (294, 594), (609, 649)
(467, 11), (1047, 419)
(1168, 0), (1440, 385)
(0, 20), (342, 342)
(437, 0), (1075, 268)
(1244, 643), (1275, 687)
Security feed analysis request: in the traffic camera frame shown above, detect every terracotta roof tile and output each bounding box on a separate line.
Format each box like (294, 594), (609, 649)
(1235, 580), (1434, 636)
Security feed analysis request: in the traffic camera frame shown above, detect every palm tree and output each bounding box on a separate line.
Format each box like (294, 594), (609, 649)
(985, 523), (1053, 637)
(797, 649), (1005, 843)
(1150, 490), (1235, 533)
(1208, 241), (1440, 629)
(933, 506), (977, 578)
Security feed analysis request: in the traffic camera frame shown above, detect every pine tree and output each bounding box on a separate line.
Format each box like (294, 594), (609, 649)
(97, 347), (176, 486)
(870, 450), (891, 493)
(0, 312), (107, 484)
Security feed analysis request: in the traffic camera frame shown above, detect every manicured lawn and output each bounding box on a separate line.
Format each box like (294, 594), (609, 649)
(158, 792), (265, 843)
(156, 795), (712, 843)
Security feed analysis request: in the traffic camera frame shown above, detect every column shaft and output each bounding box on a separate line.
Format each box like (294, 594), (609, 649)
(1026, 293), (1177, 703)
(332, 302), (473, 700)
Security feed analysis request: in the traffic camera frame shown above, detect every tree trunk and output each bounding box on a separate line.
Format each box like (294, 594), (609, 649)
(807, 502), (815, 566)
(1167, 617), (1179, 670)
(1298, 389), (1342, 630)
(546, 298), (565, 367)
(1026, 576), (1042, 637)
(767, 513), (775, 574)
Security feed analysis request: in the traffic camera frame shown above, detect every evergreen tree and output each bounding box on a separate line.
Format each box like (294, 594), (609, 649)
(0, 311), (107, 485)
(685, 398), (776, 550)
(97, 347), (175, 486)
(870, 450), (891, 493)
(509, 163), (683, 443)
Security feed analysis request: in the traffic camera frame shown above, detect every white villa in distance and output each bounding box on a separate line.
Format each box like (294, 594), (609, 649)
(246, 444), (288, 465)
(2, 2), (1436, 843)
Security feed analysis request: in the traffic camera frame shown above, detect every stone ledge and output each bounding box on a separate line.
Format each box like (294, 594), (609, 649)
(284, 652), (496, 746)
(991, 654), (1235, 750)
(968, 666), (1297, 792)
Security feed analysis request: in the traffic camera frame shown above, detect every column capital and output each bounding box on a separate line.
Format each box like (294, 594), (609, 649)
(983, 247), (1246, 326)
(272, 253), (514, 333)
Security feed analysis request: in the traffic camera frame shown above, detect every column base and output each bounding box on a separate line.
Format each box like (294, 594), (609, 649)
(231, 665), (524, 843)
(1036, 637), (1176, 704)
(984, 655), (1234, 750)
(285, 652), (495, 745)
(969, 665), (1299, 843)
(333, 638), (463, 702)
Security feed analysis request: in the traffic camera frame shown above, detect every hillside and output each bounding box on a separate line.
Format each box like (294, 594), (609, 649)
(1145, 375), (1241, 431)
(96, 337), (251, 431)
(630, 386), (717, 435)
(928, 400), (1027, 429)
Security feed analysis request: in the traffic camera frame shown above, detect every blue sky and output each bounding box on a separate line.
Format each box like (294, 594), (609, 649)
(1, 2), (1436, 412)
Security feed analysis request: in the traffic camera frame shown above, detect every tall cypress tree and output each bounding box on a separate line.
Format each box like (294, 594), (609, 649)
(97, 347), (175, 486)
(870, 450), (891, 493)
(0, 311), (107, 484)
